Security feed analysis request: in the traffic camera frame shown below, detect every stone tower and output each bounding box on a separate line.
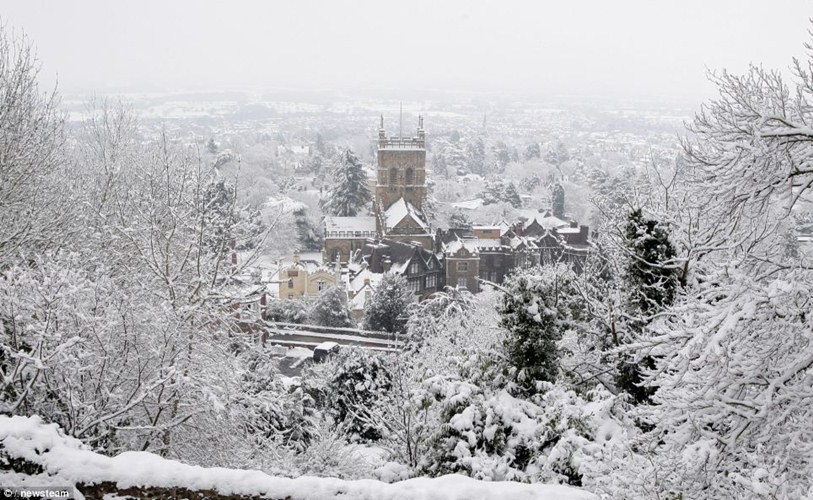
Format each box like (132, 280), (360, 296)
(375, 115), (427, 212)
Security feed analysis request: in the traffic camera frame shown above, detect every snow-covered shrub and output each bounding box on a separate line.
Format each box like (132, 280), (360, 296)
(304, 347), (393, 442)
(309, 286), (355, 328)
(265, 298), (310, 324)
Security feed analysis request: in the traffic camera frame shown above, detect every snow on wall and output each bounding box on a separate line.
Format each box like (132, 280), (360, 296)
(0, 415), (597, 500)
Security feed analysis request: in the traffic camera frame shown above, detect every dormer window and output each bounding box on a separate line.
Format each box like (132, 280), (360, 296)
(409, 261), (420, 274)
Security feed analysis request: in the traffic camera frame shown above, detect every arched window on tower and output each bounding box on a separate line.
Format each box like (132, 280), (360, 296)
(389, 168), (398, 184)
(405, 167), (414, 185)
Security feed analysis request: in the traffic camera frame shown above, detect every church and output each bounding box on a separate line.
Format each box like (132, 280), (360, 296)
(323, 115), (433, 264)
(321, 115), (594, 302)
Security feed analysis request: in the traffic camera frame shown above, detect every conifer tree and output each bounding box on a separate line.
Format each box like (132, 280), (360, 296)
(363, 273), (412, 334)
(320, 149), (371, 217)
(552, 183), (566, 218)
(504, 182), (522, 209)
(498, 265), (578, 394)
(615, 208), (679, 403)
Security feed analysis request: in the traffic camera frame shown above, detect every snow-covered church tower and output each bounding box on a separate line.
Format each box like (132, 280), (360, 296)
(375, 115), (427, 212)
(373, 115), (432, 249)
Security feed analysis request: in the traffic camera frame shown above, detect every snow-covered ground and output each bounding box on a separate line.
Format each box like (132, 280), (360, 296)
(1, 415), (596, 500)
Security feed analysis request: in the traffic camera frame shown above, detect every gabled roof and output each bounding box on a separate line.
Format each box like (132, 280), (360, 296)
(357, 238), (439, 275)
(445, 238), (480, 257)
(384, 198), (429, 232)
(519, 209), (569, 231)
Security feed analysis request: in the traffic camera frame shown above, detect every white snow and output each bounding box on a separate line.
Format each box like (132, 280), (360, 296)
(384, 198), (429, 232)
(0, 415), (596, 500)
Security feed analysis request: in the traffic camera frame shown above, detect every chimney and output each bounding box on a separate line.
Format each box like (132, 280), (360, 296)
(383, 257), (392, 273)
(579, 225), (589, 243)
(570, 220), (578, 229)
(293, 249), (301, 264)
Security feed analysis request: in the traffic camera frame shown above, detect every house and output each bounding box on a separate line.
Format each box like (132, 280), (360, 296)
(278, 250), (341, 299)
(346, 266), (382, 321)
(444, 238), (480, 293)
(356, 238), (443, 300)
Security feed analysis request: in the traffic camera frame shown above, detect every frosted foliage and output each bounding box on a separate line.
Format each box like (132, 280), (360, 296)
(622, 269), (813, 499)
(0, 29), (66, 263)
(310, 286), (355, 328)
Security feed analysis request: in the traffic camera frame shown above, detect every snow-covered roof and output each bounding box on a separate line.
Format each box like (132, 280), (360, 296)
(519, 209), (570, 230)
(470, 238), (503, 249)
(385, 198), (429, 232)
(557, 227), (582, 234)
(324, 216), (377, 237)
(445, 238), (480, 256)
(450, 198), (484, 210)
(348, 268), (383, 294)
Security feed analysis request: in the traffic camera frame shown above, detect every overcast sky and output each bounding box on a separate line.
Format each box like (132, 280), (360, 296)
(3, 0), (812, 103)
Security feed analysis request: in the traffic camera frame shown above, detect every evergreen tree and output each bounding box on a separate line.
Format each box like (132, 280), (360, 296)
(363, 273), (412, 334)
(524, 142), (541, 160)
(504, 182), (522, 209)
(448, 209), (473, 231)
(314, 132), (327, 156)
(545, 142), (569, 166)
(481, 180), (505, 205)
(320, 149), (372, 217)
(498, 265), (579, 394)
(552, 183), (565, 218)
(466, 137), (486, 176)
(615, 208), (679, 403)
(206, 138), (218, 154)
(293, 207), (323, 251)
(309, 286), (354, 328)
(317, 347), (393, 441)
(493, 141), (511, 172)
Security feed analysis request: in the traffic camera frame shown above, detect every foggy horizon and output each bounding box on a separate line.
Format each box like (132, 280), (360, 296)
(4, 0), (813, 106)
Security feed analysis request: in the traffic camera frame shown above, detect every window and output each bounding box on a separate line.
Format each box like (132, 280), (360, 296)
(389, 168), (398, 184)
(287, 278), (294, 289)
(409, 278), (421, 293)
(457, 277), (467, 289)
(426, 273), (436, 288)
(457, 262), (469, 272)
(409, 261), (420, 274)
(405, 167), (414, 185)
(317, 280), (326, 291)
(287, 294), (294, 299)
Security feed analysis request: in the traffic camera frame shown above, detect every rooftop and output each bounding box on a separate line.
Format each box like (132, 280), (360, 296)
(324, 216), (377, 236)
(385, 198), (429, 232)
